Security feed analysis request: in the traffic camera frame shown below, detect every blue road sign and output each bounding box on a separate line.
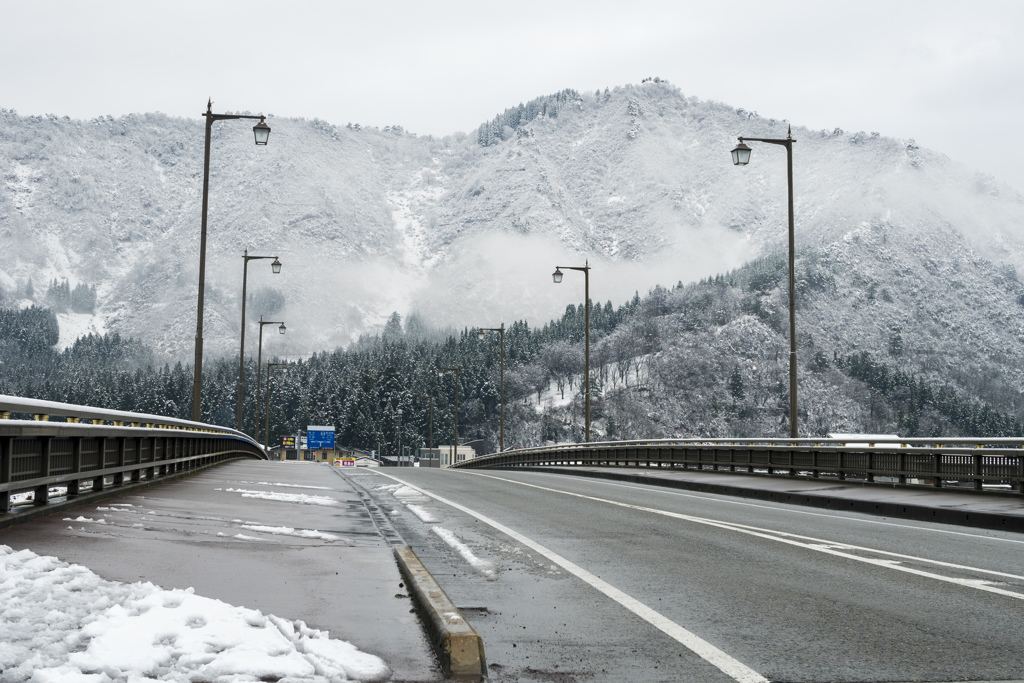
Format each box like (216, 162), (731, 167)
(306, 426), (335, 449)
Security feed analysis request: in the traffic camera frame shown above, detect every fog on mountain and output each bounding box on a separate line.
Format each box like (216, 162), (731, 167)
(3, 80), (1024, 447)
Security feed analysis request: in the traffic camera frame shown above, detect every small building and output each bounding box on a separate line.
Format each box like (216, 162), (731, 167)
(423, 445), (476, 468)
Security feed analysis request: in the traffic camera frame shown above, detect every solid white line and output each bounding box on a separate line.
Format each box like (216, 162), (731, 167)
(373, 470), (768, 683)
(467, 473), (1024, 601)
(513, 470), (1024, 545)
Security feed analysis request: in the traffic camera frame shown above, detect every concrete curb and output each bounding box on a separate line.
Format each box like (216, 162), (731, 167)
(393, 545), (487, 680)
(512, 466), (1024, 534)
(0, 458), (243, 532)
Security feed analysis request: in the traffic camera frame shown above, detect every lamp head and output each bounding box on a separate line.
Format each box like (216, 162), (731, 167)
(477, 329), (485, 341)
(278, 323), (286, 334)
(253, 118), (271, 146)
(271, 257), (282, 274)
(552, 267), (563, 284)
(731, 141), (752, 166)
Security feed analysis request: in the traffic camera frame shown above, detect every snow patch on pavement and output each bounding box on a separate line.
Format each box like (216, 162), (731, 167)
(376, 484), (440, 522)
(253, 481), (333, 490)
(239, 525), (342, 542)
(431, 527), (496, 580)
(222, 488), (339, 507)
(404, 504), (438, 523)
(0, 545), (389, 682)
(62, 517), (105, 525)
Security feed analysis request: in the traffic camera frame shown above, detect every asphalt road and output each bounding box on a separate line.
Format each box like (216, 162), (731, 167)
(352, 467), (1024, 683)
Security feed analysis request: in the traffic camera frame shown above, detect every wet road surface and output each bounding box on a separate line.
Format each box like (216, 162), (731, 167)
(354, 467), (1024, 683)
(0, 460), (439, 682)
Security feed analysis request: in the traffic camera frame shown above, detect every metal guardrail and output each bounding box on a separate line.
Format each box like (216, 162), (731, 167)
(454, 437), (1024, 494)
(0, 395), (265, 513)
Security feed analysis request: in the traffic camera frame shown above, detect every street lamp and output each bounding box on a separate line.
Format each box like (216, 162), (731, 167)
(192, 99), (271, 422)
(265, 361), (288, 453)
(438, 367), (459, 465)
(477, 323), (505, 452)
(418, 394), (434, 451)
(237, 249), (282, 431)
(253, 119), (271, 145)
(254, 316), (285, 439)
(396, 408), (403, 467)
(732, 125), (799, 437)
(552, 260), (592, 442)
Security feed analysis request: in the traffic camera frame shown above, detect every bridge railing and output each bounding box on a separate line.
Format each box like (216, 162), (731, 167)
(453, 437), (1024, 495)
(0, 394), (265, 514)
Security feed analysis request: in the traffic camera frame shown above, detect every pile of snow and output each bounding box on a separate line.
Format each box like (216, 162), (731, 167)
(253, 481), (333, 490)
(239, 525), (343, 542)
(431, 527), (496, 581)
(376, 484), (440, 522)
(404, 504), (438, 523)
(63, 516), (106, 524)
(9, 486), (69, 506)
(0, 545), (389, 682)
(222, 488), (339, 507)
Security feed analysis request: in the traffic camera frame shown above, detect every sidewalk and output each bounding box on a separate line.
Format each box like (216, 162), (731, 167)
(521, 465), (1024, 533)
(0, 459), (439, 681)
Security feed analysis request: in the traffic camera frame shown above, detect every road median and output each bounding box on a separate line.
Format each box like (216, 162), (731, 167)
(394, 545), (487, 679)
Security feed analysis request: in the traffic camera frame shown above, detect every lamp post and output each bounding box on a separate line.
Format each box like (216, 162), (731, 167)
(419, 394), (434, 451)
(552, 260), (591, 442)
(438, 367), (459, 465)
(237, 250), (281, 431)
(264, 361), (288, 453)
(254, 316), (286, 440)
(396, 408), (403, 467)
(477, 323), (505, 453)
(191, 99), (271, 422)
(732, 125), (799, 437)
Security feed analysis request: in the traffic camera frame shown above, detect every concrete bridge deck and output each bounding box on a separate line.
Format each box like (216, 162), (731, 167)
(0, 460), (438, 681)
(4, 459), (1024, 682)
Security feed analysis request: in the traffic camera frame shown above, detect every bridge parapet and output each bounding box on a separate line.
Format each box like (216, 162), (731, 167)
(455, 437), (1024, 495)
(0, 394), (264, 514)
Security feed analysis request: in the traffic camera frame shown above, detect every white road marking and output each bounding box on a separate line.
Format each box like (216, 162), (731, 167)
(373, 470), (768, 683)
(467, 473), (1024, 601)
(518, 470), (1024, 545)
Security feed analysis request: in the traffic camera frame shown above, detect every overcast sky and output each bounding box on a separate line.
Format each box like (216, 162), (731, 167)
(3, 0), (1022, 191)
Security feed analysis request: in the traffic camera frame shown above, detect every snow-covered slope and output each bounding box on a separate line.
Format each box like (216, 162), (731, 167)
(2, 82), (1022, 360)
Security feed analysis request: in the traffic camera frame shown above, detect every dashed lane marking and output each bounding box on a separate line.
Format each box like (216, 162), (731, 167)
(373, 470), (768, 683)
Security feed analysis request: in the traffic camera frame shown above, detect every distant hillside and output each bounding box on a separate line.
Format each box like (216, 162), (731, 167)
(2, 82), (1023, 371)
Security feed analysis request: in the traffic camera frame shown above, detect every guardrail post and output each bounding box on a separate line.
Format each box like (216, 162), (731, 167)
(973, 453), (982, 491)
(933, 453), (943, 488)
(837, 451), (846, 481)
(34, 436), (52, 506)
(68, 437), (82, 497)
(1017, 455), (1024, 494)
(93, 437), (106, 492)
(866, 451), (875, 483)
(113, 437), (126, 487)
(0, 436), (10, 513)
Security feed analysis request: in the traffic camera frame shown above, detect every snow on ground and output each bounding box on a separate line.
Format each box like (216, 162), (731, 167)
(0, 545), (389, 682)
(221, 488), (339, 507)
(9, 486), (69, 507)
(431, 527), (496, 581)
(62, 516), (105, 524)
(404, 504), (438, 523)
(239, 525), (343, 542)
(375, 484), (441, 522)
(252, 482), (333, 490)
(55, 311), (107, 350)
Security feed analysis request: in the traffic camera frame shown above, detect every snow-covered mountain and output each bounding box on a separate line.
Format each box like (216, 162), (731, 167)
(2, 81), (1023, 362)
